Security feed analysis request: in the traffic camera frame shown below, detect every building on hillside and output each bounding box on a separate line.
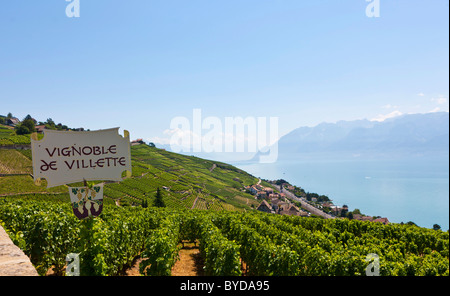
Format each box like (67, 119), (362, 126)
(276, 202), (290, 214)
(330, 205), (348, 216)
(35, 125), (46, 133)
(353, 214), (374, 222)
(256, 191), (267, 200)
(6, 117), (20, 126)
(264, 187), (274, 194)
(269, 193), (280, 199)
(353, 214), (363, 220)
(131, 138), (144, 146)
(270, 198), (281, 211)
(256, 200), (273, 214)
(280, 204), (308, 217)
(249, 186), (258, 195)
(322, 202), (333, 208)
(373, 217), (390, 225)
(353, 214), (389, 225)
(299, 210), (309, 217)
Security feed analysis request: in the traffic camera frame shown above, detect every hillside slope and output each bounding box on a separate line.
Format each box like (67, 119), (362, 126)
(0, 143), (261, 211)
(109, 144), (260, 210)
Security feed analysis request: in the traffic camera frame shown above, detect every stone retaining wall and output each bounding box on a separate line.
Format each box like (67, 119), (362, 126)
(0, 145), (31, 150)
(0, 225), (38, 276)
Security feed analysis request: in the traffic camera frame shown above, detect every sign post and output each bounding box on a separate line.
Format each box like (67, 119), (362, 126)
(31, 127), (132, 275)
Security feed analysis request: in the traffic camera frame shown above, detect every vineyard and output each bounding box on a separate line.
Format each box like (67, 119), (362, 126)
(0, 149), (32, 174)
(0, 193), (448, 276)
(0, 125), (40, 146)
(0, 142), (449, 276)
(0, 143), (261, 209)
(101, 144), (261, 211)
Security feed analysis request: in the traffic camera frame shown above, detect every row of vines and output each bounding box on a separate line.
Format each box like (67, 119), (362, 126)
(0, 194), (448, 276)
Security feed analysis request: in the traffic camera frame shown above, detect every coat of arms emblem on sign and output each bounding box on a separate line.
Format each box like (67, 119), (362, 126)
(69, 184), (104, 219)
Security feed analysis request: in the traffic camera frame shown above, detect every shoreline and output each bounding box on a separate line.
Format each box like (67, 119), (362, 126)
(236, 159), (449, 230)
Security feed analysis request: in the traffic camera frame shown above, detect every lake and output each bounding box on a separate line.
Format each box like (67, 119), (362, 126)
(235, 158), (449, 230)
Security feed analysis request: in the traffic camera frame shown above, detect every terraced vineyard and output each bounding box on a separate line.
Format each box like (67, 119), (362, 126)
(102, 144), (261, 211)
(0, 149), (33, 174)
(0, 143), (261, 210)
(0, 125), (44, 146)
(0, 194), (448, 276)
(1, 141), (448, 276)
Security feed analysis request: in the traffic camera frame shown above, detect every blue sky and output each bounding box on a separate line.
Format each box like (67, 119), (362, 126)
(1, 0), (448, 146)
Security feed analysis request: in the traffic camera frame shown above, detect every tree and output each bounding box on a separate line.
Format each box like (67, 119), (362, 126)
(153, 187), (165, 208)
(6, 112), (13, 119)
(15, 125), (30, 135)
(353, 208), (362, 215)
(46, 118), (56, 129)
(433, 224), (441, 231)
(275, 179), (288, 185)
(19, 119), (36, 133)
(317, 195), (330, 202)
(23, 114), (35, 123)
(406, 221), (418, 227)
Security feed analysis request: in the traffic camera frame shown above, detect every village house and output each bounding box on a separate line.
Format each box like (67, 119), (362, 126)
(256, 191), (267, 199)
(280, 204), (308, 217)
(264, 187), (274, 194)
(353, 214), (374, 222)
(6, 117), (20, 126)
(35, 125), (46, 133)
(131, 138), (144, 146)
(322, 202), (333, 208)
(256, 200), (273, 214)
(373, 217), (390, 225)
(330, 205), (341, 215)
(249, 186), (258, 195)
(270, 198), (282, 211)
(353, 214), (390, 225)
(328, 204), (348, 216)
(277, 202), (290, 212)
(269, 193), (280, 199)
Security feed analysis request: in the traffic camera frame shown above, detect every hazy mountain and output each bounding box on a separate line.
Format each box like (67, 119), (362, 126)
(272, 112), (449, 161)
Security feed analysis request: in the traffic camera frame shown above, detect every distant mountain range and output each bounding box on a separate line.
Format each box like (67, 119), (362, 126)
(259, 112), (449, 161)
(154, 112), (449, 162)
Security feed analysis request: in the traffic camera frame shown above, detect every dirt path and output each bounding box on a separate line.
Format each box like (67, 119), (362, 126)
(191, 196), (199, 209)
(123, 242), (204, 276)
(171, 244), (204, 276)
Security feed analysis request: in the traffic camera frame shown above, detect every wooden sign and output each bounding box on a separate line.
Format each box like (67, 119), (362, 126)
(31, 128), (131, 188)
